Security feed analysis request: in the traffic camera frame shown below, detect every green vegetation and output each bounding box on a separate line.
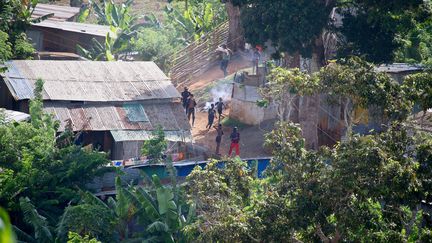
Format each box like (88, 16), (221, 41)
(0, 80), (109, 240)
(232, 0), (430, 64)
(78, 0), (227, 71)
(220, 117), (248, 129)
(141, 126), (168, 164)
(0, 0), (51, 60)
(186, 122), (432, 241)
(0, 208), (15, 243)
(1, 1), (432, 242)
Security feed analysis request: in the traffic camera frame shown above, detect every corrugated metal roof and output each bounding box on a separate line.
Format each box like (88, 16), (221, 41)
(376, 63), (423, 73)
(2, 60), (180, 101)
(32, 4), (80, 22)
(31, 20), (110, 37)
(110, 130), (193, 142)
(43, 102), (190, 132)
(1, 109), (30, 122)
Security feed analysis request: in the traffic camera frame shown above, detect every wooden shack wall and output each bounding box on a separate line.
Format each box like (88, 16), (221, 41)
(29, 26), (105, 54)
(0, 80), (15, 110)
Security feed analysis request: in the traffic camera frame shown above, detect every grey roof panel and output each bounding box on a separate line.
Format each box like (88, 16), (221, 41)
(32, 4), (80, 22)
(2, 60), (180, 101)
(31, 20), (110, 37)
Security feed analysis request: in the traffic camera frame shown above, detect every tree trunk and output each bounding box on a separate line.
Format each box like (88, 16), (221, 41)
(225, 1), (244, 51)
(299, 37), (325, 150)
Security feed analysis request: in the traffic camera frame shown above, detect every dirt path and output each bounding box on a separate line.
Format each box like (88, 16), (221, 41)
(189, 109), (274, 158)
(186, 52), (252, 91)
(182, 53), (273, 158)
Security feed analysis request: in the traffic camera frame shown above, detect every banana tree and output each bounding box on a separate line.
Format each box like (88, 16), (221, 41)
(165, 0), (227, 42)
(77, 0), (144, 61)
(65, 175), (195, 242)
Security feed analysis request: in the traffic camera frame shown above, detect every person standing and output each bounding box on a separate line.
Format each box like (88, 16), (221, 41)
(217, 44), (232, 77)
(215, 97), (226, 122)
(206, 104), (216, 130)
(214, 123), (224, 155)
(251, 47), (261, 75)
(228, 127), (240, 157)
(186, 94), (197, 127)
(181, 87), (191, 114)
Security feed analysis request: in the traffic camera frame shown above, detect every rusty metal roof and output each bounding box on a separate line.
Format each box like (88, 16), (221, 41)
(31, 20), (110, 37)
(43, 101), (190, 132)
(32, 4), (80, 22)
(2, 60), (180, 101)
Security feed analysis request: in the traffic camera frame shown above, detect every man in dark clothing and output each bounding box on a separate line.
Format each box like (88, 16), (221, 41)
(181, 87), (191, 114)
(214, 123), (224, 155)
(186, 94), (197, 127)
(228, 127), (240, 156)
(215, 97), (226, 122)
(206, 104), (216, 130)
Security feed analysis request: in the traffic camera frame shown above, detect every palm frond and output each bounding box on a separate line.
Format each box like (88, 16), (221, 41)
(19, 197), (53, 242)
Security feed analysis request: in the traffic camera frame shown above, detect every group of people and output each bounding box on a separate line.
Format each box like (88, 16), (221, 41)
(181, 86), (240, 157)
(181, 87), (197, 127)
(214, 124), (241, 156)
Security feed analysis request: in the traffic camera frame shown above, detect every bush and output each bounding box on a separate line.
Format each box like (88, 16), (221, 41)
(133, 28), (177, 71)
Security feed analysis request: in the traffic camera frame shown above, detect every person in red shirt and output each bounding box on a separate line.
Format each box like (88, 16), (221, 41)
(228, 127), (240, 156)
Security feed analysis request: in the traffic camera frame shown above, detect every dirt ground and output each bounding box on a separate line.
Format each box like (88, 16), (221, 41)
(189, 109), (275, 158)
(184, 53), (274, 158)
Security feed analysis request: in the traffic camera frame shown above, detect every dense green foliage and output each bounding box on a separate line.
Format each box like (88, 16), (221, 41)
(0, 207), (15, 243)
(232, 0), (430, 63)
(261, 58), (412, 130)
(67, 232), (101, 243)
(57, 175), (194, 242)
(79, 0), (226, 70)
(402, 71), (432, 113)
(77, 0), (143, 61)
(132, 28), (177, 71)
(1, 1), (432, 242)
(0, 80), (109, 238)
(234, 0), (333, 57)
(165, 0), (227, 42)
(141, 126), (168, 164)
(395, 17), (432, 64)
(186, 122), (432, 242)
(0, 0), (41, 60)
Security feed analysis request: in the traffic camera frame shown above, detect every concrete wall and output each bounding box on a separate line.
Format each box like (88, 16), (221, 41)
(230, 83), (277, 125)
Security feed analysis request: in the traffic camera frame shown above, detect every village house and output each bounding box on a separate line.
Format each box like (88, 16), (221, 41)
(27, 4), (109, 54)
(28, 21), (110, 54)
(0, 60), (192, 160)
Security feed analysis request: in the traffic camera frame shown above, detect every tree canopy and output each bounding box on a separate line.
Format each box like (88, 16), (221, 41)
(232, 0), (431, 63)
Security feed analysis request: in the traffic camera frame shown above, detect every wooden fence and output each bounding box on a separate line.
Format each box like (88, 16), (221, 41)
(169, 21), (229, 87)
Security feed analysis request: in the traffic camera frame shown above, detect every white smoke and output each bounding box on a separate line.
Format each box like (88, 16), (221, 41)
(203, 82), (232, 110)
